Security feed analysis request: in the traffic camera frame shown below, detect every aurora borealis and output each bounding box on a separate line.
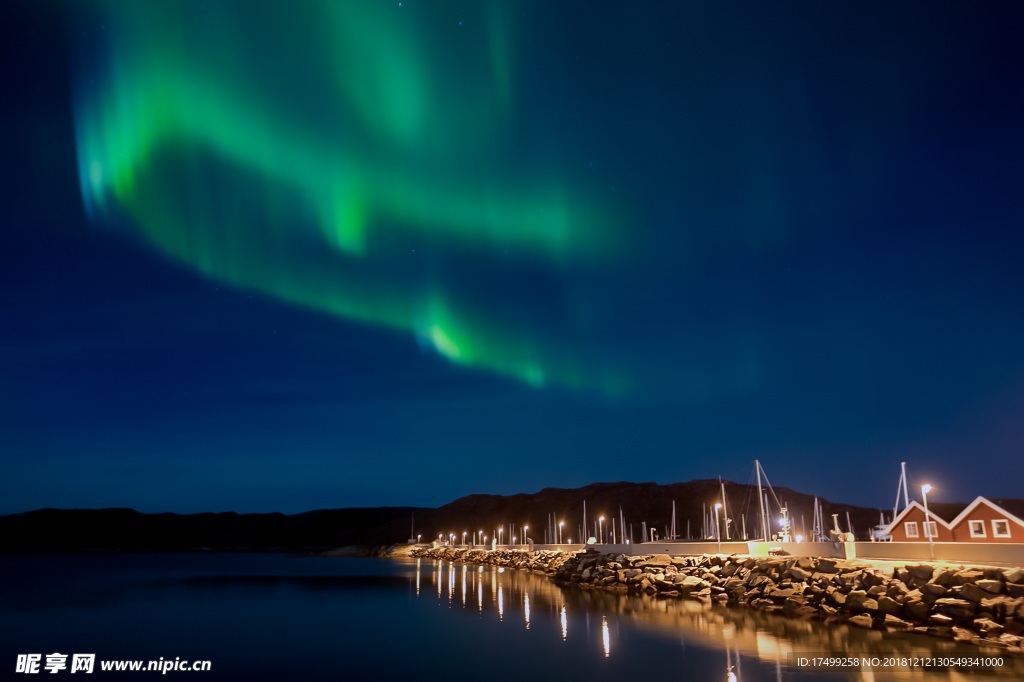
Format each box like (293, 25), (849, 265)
(3, 1), (1024, 513)
(70, 0), (622, 391)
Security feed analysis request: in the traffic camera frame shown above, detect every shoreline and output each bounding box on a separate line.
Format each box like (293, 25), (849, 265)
(409, 545), (1024, 654)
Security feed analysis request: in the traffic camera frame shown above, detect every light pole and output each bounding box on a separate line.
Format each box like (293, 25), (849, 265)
(478, 530), (484, 545)
(523, 525), (528, 547)
(559, 521), (564, 545)
(462, 531), (467, 546)
(417, 534), (421, 544)
(922, 484), (934, 560)
(498, 527), (503, 546)
(714, 504), (722, 554)
(599, 516), (605, 544)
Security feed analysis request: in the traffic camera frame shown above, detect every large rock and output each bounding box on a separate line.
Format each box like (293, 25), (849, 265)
(1003, 568), (1024, 584)
(960, 583), (986, 603)
(884, 614), (914, 631)
(953, 569), (985, 585)
(787, 566), (811, 581)
(816, 559), (838, 574)
(931, 568), (957, 587)
(902, 596), (930, 622)
(878, 596), (903, 615)
(976, 579), (1003, 594)
(1006, 583), (1024, 599)
(920, 583), (949, 597)
(934, 598), (975, 619)
(848, 614), (874, 629)
(906, 564), (934, 581)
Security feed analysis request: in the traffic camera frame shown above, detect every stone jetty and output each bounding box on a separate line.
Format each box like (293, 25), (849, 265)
(410, 546), (1024, 653)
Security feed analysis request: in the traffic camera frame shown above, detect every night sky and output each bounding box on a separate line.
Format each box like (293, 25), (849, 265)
(3, 1), (1023, 515)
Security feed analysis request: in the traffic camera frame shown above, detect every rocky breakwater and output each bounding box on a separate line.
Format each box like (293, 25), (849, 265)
(410, 546), (1024, 653)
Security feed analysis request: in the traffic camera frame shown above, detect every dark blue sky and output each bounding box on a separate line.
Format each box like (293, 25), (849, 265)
(3, 1), (1023, 514)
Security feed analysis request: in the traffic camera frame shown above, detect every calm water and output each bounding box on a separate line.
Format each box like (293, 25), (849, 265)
(0, 554), (1017, 681)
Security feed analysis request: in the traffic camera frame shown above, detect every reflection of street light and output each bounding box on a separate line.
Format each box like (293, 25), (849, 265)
(599, 516), (605, 544)
(559, 521), (564, 544)
(922, 484), (934, 560)
(714, 504), (722, 553)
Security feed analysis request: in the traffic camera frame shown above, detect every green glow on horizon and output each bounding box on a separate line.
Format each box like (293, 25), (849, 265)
(71, 0), (626, 392)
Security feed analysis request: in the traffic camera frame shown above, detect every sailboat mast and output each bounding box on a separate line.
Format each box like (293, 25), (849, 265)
(756, 459), (766, 540)
(900, 461), (910, 511)
(720, 477), (730, 540)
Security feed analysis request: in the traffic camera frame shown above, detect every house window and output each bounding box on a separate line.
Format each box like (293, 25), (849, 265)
(904, 521), (919, 538)
(968, 520), (986, 538)
(923, 521), (938, 539)
(992, 519), (1011, 538)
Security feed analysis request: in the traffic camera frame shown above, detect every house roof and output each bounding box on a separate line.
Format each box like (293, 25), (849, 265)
(885, 500), (957, 534)
(950, 496), (1024, 529)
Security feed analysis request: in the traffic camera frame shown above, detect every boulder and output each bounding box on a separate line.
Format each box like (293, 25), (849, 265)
(1003, 568), (1024, 584)
(848, 614), (874, 629)
(906, 564), (934, 581)
(884, 615), (914, 632)
(977, 579), (1003, 594)
(787, 566), (811, 581)
(816, 559), (838, 574)
(953, 569), (985, 585)
(878, 596), (903, 615)
(931, 568), (957, 587)
(1006, 583), (1024, 599)
(934, 598), (975, 619)
(920, 583), (948, 597)
(960, 583), (986, 603)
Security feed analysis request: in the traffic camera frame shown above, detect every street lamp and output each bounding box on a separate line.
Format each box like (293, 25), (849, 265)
(417, 534), (421, 544)
(523, 525), (528, 547)
(714, 503), (722, 553)
(922, 484), (934, 560)
(498, 527), (503, 546)
(462, 531), (467, 546)
(559, 521), (564, 545)
(599, 516), (605, 544)
(478, 530), (484, 545)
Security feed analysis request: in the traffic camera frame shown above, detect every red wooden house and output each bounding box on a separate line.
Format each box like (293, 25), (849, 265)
(948, 497), (1024, 543)
(886, 496), (1024, 542)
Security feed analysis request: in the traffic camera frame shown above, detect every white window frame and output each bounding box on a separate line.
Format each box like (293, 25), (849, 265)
(923, 521), (938, 539)
(992, 519), (1011, 538)
(968, 520), (986, 538)
(904, 521), (919, 538)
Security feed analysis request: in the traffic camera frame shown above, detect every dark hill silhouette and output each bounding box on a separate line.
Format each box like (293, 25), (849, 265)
(0, 480), (885, 552)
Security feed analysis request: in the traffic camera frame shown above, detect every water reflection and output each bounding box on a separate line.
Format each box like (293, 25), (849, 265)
(409, 559), (1019, 680)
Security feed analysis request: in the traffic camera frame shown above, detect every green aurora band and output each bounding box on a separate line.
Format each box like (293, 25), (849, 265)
(71, 1), (625, 392)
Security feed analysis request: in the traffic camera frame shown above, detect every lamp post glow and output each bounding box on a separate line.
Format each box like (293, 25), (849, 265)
(559, 521), (564, 545)
(599, 516), (605, 544)
(523, 525), (528, 547)
(714, 503), (722, 553)
(921, 484), (934, 560)
(498, 527), (503, 547)
(417, 534), (421, 544)
(462, 531), (467, 546)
